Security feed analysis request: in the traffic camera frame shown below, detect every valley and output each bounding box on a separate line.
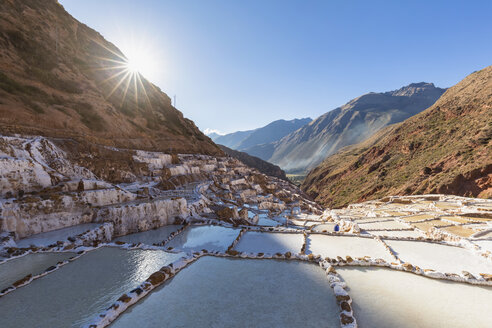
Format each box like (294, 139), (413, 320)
(0, 1), (491, 328)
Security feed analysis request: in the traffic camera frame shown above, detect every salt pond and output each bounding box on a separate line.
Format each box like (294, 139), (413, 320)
(235, 231), (303, 254)
(258, 216), (281, 226)
(113, 225), (182, 244)
(368, 230), (424, 238)
(311, 223), (336, 232)
(337, 267), (492, 328)
(0, 247), (183, 328)
(0, 252), (74, 291)
(165, 225), (240, 252)
(385, 239), (492, 275)
(15, 223), (102, 248)
(358, 220), (409, 230)
(306, 235), (394, 262)
(111, 257), (341, 328)
(473, 239), (492, 253)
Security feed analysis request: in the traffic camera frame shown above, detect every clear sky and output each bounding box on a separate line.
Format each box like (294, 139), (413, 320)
(60, 0), (492, 134)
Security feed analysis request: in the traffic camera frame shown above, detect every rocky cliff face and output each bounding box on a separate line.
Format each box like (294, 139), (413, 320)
(302, 66), (492, 208)
(0, 0), (220, 155)
(265, 83), (446, 173)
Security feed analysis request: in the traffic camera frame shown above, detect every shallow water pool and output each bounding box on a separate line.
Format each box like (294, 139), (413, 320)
(306, 235), (394, 262)
(111, 257), (341, 328)
(337, 267), (492, 328)
(235, 231), (303, 254)
(113, 225), (182, 244)
(165, 225), (240, 252)
(385, 239), (492, 275)
(0, 247), (184, 328)
(16, 223), (102, 248)
(0, 252), (74, 291)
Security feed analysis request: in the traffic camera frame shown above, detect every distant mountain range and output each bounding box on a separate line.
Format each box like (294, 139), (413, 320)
(302, 66), (492, 208)
(252, 83), (446, 174)
(209, 118), (312, 151)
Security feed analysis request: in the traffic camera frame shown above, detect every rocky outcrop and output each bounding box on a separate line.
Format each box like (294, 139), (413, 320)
(303, 66), (492, 208)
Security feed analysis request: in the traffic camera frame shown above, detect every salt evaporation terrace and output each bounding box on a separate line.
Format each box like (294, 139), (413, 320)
(1, 136), (492, 327)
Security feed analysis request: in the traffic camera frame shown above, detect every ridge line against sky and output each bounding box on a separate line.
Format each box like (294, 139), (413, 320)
(60, 0), (492, 134)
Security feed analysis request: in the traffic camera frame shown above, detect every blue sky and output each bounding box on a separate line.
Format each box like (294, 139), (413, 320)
(60, 0), (492, 134)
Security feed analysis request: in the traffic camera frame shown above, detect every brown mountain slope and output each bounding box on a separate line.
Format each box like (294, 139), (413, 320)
(0, 0), (220, 155)
(218, 145), (288, 181)
(302, 65), (492, 208)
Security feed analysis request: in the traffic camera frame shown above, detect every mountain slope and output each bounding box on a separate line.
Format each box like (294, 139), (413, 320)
(302, 66), (492, 208)
(213, 118), (311, 151)
(267, 83), (446, 173)
(0, 0), (220, 155)
(214, 130), (254, 149)
(218, 145), (287, 181)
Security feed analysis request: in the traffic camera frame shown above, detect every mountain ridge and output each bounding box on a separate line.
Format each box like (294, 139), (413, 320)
(263, 82), (446, 173)
(302, 66), (492, 208)
(212, 118), (311, 151)
(0, 0), (220, 155)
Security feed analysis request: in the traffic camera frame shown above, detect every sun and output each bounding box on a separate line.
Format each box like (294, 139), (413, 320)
(91, 33), (163, 110)
(123, 46), (158, 77)
(124, 57), (141, 74)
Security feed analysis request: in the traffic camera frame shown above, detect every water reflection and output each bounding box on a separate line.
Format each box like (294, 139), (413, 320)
(166, 226), (240, 252)
(0, 247), (184, 328)
(111, 257), (341, 328)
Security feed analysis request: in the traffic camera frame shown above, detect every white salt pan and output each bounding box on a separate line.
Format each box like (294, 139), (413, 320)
(368, 230), (424, 238)
(358, 220), (409, 230)
(114, 225), (182, 244)
(306, 235), (394, 262)
(112, 257), (340, 328)
(166, 226), (240, 252)
(235, 232), (303, 254)
(311, 223), (336, 232)
(337, 267), (492, 328)
(386, 239), (492, 276)
(0, 252), (74, 291)
(0, 247), (183, 327)
(16, 223), (102, 248)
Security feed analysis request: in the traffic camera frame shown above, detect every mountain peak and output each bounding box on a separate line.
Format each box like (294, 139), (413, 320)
(390, 82), (443, 97)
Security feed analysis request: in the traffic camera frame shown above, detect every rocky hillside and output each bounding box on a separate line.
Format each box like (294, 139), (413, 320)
(0, 0), (220, 155)
(264, 83), (446, 173)
(302, 66), (492, 208)
(212, 118), (311, 151)
(218, 145), (287, 181)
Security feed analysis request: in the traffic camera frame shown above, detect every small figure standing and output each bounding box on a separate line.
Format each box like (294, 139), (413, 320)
(334, 224), (340, 232)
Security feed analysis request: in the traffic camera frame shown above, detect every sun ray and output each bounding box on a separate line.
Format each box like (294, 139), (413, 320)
(136, 72), (153, 109)
(120, 71), (134, 107)
(106, 70), (133, 99)
(89, 34), (162, 116)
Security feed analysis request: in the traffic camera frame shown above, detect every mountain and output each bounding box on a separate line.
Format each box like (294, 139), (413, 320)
(302, 66), (492, 208)
(206, 132), (222, 140)
(0, 0), (220, 155)
(214, 130), (254, 149)
(213, 118), (311, 150)
(263, 83), (446, 173)
(218, 145), (287, 181)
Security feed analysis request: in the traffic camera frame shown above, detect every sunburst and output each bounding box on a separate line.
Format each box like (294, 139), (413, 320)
(89, 36), (163, 112)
